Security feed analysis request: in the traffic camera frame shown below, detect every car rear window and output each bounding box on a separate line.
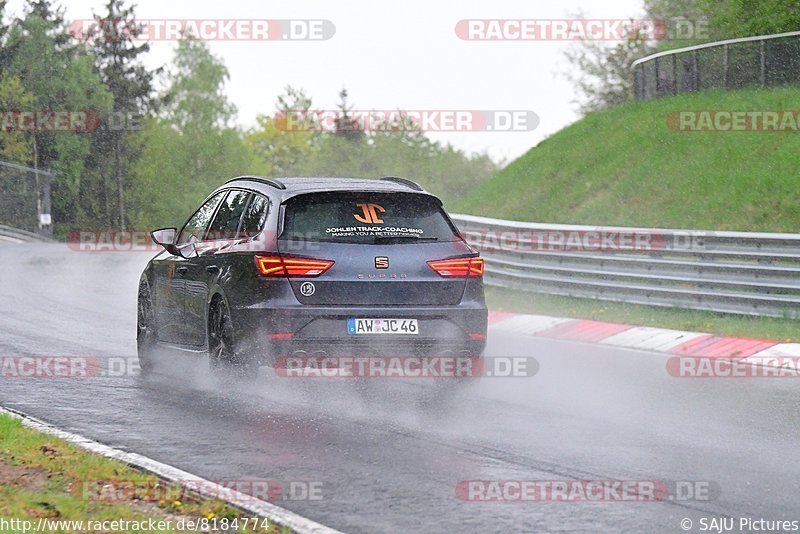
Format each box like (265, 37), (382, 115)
(281, 192), (458, 244)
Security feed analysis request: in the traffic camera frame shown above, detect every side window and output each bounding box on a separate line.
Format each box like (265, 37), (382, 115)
(206, 190), (251, 239)
(177, 192), (225, 247)
(239, 194), (269, 238)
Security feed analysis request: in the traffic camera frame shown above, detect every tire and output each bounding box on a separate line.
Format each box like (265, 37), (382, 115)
(137, 280), (157, 375)
(208, 298), (259, 378)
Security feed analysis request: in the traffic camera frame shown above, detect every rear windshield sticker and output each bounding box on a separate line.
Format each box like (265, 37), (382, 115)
(354, 203), (386, 224)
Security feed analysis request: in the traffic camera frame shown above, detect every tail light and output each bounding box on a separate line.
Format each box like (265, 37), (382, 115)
(266, 332), (295, 340)
(427, 257), (484, 278)
(255, 255), (334, 277)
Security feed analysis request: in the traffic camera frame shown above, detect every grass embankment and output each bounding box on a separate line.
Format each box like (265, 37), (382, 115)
(458, 88), (800, 232)
(0, 414), (287, 533)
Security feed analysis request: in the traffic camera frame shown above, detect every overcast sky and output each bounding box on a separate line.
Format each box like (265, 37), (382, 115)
(10, 0), (644, 162)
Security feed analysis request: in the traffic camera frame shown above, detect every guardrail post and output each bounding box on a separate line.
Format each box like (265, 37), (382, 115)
(639, 64), (646, 100)
(722, 43), (729, 88)
(655, 57), (661, 96)
(672, 54), (678, 95)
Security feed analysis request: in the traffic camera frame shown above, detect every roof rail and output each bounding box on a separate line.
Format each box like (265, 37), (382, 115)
(379, 176), (423, 191)
(225, 176), (286, 190)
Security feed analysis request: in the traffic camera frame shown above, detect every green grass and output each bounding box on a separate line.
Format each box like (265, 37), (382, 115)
(0, 414), (287, 533)
(457, 87), (800, 232)
(487, 286), (798, 342)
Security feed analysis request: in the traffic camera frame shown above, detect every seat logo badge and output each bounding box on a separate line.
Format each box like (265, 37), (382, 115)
(375, 256), (389, 269)
(354, 203), (385, 224)
(300, 282), (315, 297)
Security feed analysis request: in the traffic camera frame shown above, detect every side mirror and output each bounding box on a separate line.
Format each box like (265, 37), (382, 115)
(151, 228), (179, 255)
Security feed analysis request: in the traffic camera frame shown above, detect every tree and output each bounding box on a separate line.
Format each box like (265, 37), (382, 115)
(245, 86), (318, 176)
(291, 90), (499, 205)
(162, 38), (236, 133)
(0, 0), (17, 69)
(334, 88), (365, 143)
(562, 22), (654, 113)
(698, 0), (800, 38)
(638, 0), (711, 53)
(87, 0), (157, 229)
(3, 0), (112, 230)
(0, 76), (34, 162)
(128, 38), (251, 230)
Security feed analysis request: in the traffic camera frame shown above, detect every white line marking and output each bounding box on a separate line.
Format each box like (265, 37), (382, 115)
(491, 314), (571, 336)
(492, 315), (710, 355)
(739, 349), (800, 371)
(598, 327), (707, 352)
(748, 343), (800, 359)
(0, 406), (342, 534)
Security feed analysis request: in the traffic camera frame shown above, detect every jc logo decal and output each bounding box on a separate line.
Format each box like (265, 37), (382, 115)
(354, 203), (385, 224)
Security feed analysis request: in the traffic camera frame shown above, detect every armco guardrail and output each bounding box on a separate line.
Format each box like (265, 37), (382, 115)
(451, 214), (800, 319)
(0, 224), (53, 243)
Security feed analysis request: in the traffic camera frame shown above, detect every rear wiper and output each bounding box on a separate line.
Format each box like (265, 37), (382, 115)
(373, 235), (439, 244)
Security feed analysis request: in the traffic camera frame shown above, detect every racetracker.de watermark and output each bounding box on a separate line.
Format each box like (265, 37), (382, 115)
(668, 110), (800, 132)
(455, 18), (709, 41)
(273, 109), (539, 132)
(273, 356), (538, 378)
(65, 230), (321, 253)
(0, 356), (140, 378)
(455, 479), (719, 502)
(461, 229), (708, 253)
(70, 18), (335, 41)
(0, 110), (142, 132)
(80, 479), (323, 503)
(667, 357), (800, 378)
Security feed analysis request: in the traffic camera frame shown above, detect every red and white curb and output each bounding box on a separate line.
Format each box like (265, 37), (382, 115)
(489, 311), (800, 366)
(0, 406), (341, 534)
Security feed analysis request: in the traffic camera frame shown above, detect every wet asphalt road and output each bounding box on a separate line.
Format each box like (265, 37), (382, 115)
(1, 243), (799, 533)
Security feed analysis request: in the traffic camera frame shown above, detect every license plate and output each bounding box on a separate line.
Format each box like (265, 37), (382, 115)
(347, 318), (419, 335)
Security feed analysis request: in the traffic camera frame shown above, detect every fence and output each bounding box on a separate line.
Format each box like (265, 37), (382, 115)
(632, 31), (800, 100)
(0, 160), (53, 237)
(0, 224), (52, 243)
(451, 214), (800, 319)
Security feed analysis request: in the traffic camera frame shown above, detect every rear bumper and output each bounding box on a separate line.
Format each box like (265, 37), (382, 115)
(231, 303), (487, 361)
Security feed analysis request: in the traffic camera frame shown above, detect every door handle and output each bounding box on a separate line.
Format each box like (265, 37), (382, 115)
(206, 265), (220, 274)
(176, 266), (188, 274)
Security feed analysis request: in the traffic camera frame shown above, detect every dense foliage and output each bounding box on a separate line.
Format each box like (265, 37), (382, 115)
(0, 0), (497, 235)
